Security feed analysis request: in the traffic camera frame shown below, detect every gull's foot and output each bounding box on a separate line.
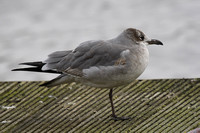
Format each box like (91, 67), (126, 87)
(110, 115), (131, 121)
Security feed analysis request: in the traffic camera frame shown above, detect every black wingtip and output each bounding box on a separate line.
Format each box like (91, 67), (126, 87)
(19, 61), (45, 66)
(12, 67), (61, 74)
(12, 61), (62, 74)
(12, 69), (16, 71)
(11, 67), (41, 72)
(12, 61), (45, 72)
(12, 68), (27, 71)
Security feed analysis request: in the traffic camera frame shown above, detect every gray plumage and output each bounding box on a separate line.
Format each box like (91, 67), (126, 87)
(43, 41), (125, 71)
(12, 28), (163, 120)
(13, 28), (163, 88)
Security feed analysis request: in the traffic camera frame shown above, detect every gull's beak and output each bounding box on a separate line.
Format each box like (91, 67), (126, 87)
(146, 39), (163, 45)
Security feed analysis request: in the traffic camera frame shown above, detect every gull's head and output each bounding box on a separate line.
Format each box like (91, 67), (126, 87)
(125, 28), (163, 46)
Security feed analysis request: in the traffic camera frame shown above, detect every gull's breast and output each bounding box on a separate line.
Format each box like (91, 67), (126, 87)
(78, 46), (149, 88)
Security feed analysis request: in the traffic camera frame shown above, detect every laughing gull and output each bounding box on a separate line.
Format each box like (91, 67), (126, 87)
(12, 28), (163, 120)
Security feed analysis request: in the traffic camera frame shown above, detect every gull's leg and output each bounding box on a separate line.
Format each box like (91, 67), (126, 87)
(109, 88), (131, 121)
(109, 88), (116, 117)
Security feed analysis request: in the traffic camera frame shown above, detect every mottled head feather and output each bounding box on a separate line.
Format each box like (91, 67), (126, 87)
(125, 28), (146, 43)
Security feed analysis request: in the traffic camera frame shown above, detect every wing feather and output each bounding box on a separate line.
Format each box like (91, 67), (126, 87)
(43, 40), (128, 76)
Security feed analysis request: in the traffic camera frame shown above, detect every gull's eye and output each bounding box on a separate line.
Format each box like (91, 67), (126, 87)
(139, 36), (144, 41)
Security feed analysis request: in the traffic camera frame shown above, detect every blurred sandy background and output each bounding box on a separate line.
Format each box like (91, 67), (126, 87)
(0, 0), (200, 81)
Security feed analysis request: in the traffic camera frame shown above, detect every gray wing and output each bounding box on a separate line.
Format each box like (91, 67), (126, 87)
(43, 40), (127, 76)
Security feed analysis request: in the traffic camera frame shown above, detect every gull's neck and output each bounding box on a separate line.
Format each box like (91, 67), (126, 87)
(108, 32), (135, 46)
